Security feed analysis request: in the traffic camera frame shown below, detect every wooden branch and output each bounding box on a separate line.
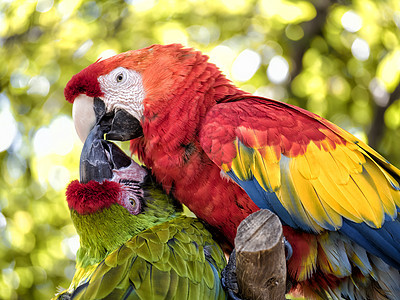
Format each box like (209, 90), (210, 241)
(235, 209), (287, 300)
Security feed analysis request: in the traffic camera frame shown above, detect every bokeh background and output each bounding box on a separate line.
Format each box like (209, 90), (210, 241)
(0, 0), (399, 298)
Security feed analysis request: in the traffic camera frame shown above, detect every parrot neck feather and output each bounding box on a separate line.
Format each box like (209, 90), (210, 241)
(141, 49), (248, 152)
(69, 179), (182, 268)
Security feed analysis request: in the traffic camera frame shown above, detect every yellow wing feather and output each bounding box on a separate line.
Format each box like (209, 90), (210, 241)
(228, 126), (400, 231)
(252, 148), (281, 192)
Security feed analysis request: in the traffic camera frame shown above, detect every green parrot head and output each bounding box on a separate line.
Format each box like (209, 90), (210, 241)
(66, 125), (182, 267)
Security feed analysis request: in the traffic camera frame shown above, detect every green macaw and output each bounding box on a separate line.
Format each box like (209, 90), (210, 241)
(53, 125), (227, 300)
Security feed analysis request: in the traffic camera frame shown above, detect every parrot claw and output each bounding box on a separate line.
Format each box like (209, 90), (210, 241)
(284, 237), (293, 261)
(221, 249), (246, 300)
(56, 292), (72, 300)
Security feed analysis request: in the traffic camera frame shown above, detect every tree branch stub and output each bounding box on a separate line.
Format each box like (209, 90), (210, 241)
(235, 209), (287, 300)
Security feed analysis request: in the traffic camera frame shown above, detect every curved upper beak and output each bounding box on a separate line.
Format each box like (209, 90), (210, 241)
(80, 124), (132, 184)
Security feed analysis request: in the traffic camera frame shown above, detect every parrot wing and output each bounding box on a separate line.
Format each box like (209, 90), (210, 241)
(55, 216), (226, 300)
(200, 95), (400, 269)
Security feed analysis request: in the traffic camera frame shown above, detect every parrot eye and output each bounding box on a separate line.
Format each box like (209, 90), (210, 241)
(113, 68), (128, 84)
(116, 73), (124, 82)
(129, 198), (136, 208)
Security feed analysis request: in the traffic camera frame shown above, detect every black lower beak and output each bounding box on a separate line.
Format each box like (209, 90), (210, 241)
(80, 124), (132, 184)
(93, 97), (143, 142)
(106, 109), (143, 141)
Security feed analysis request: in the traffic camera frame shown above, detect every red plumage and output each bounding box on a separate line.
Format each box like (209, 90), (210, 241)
(202, 97), (345, 162)
(66, 180), (121, 214)
(65, 61), (105, 102)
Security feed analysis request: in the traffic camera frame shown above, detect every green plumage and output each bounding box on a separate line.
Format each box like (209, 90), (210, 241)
(54, 178), (227, 300)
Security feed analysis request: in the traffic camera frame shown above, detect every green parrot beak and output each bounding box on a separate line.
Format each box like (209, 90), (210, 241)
(93, 97), (143, 142)
(80, 123), (132, 184)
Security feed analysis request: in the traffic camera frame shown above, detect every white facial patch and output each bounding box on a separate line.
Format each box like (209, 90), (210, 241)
(98, 67), (145, 121)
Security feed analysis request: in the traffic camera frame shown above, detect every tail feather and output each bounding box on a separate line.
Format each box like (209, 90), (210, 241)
(371, 256), (400, 300)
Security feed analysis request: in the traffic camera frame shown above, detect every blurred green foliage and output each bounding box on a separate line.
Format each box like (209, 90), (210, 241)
(0, 0), (399, 298)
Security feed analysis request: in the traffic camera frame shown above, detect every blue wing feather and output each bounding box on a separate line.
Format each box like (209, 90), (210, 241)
(340, 218), (400, 270)
(227, 170), (300, 230)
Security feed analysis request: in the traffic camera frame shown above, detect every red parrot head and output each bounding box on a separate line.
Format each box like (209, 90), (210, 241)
(64, 43), (218, 144)
(64, 43), (244, 148)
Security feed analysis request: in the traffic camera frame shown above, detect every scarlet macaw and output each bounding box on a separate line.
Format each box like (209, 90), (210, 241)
(65, 44), (400, 298)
